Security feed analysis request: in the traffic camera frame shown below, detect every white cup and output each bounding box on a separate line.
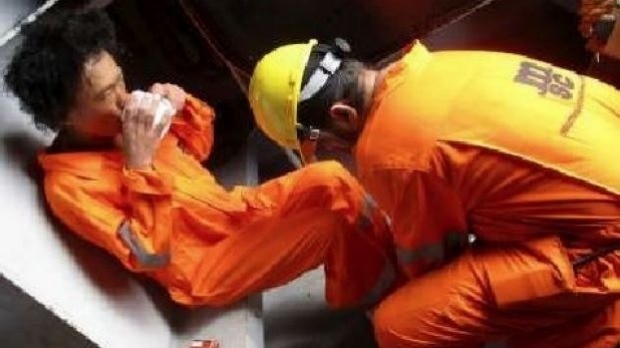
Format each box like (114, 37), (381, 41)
(129, 90), (175, 139)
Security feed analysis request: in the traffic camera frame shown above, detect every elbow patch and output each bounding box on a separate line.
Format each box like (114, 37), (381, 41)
(118, 221), (170, 270)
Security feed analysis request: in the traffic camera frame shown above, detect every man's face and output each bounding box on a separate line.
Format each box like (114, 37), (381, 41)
(68, 51), (129, 138)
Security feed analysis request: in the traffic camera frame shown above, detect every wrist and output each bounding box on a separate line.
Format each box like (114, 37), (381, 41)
(125, 158), (153, 170)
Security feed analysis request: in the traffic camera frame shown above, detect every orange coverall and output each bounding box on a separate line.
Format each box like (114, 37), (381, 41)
(40, 96), (395, 308)
(355, 42), (620, 347)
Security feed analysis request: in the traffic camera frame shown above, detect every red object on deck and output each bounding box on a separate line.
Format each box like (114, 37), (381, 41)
(190, 340), (220, 348)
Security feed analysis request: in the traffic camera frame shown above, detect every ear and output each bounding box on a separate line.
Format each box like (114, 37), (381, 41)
(328, 102), (359, 131)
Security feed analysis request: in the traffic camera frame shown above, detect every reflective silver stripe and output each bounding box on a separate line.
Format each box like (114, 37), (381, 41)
(356, 194), (388, 232)
(355, 194), (396, 306)
(363, 193), (379, 211)
(299, 51), (342, 102)
(356, 194), (374, 231)
(383, 213), (393, 230)
(396, 244), (444, 265)
(118, 221), (170, 269)
(360, 260), (397, 307)
(396, 232), (467, 266)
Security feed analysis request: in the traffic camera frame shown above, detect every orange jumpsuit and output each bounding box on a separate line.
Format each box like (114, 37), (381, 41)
(40, 96), (395, 308)
(355, 42), (620, 347)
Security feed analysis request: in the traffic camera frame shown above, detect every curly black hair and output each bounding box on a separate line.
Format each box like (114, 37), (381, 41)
(3, 9), (119, 132)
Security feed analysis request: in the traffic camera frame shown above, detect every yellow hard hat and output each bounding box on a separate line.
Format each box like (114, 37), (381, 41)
(249, 40), (317, 155)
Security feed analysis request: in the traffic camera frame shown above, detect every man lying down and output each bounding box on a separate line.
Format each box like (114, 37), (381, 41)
(3, 9), (396, 308)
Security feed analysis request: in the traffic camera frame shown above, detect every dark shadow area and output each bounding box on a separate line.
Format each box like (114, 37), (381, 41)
(178, 0), (493, 71)
(424, 0), (591, 71)
(264, 306), (378, 348)
(0, 131), (45, 183)
(253, 130), (297, 183)
(0, 274), (98, 348)
(588, 55), (620, 88)
(334, 314), (378, 348)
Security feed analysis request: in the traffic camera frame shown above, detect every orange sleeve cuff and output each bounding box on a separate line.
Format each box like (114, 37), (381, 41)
(184, 95), (215, 125)
(122, 168), (174, 195)
(169, 95), (216, 161)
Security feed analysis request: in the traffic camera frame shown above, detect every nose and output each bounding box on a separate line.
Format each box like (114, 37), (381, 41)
(117, 90), (130, 111)
(118, 91), (130, 109)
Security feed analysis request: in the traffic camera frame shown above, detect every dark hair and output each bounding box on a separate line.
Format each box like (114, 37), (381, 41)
(297, 47), (365, 131)
(3, 9), (118, 132)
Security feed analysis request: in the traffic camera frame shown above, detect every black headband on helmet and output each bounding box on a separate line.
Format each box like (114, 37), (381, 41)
(299, 38), (352, 102)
